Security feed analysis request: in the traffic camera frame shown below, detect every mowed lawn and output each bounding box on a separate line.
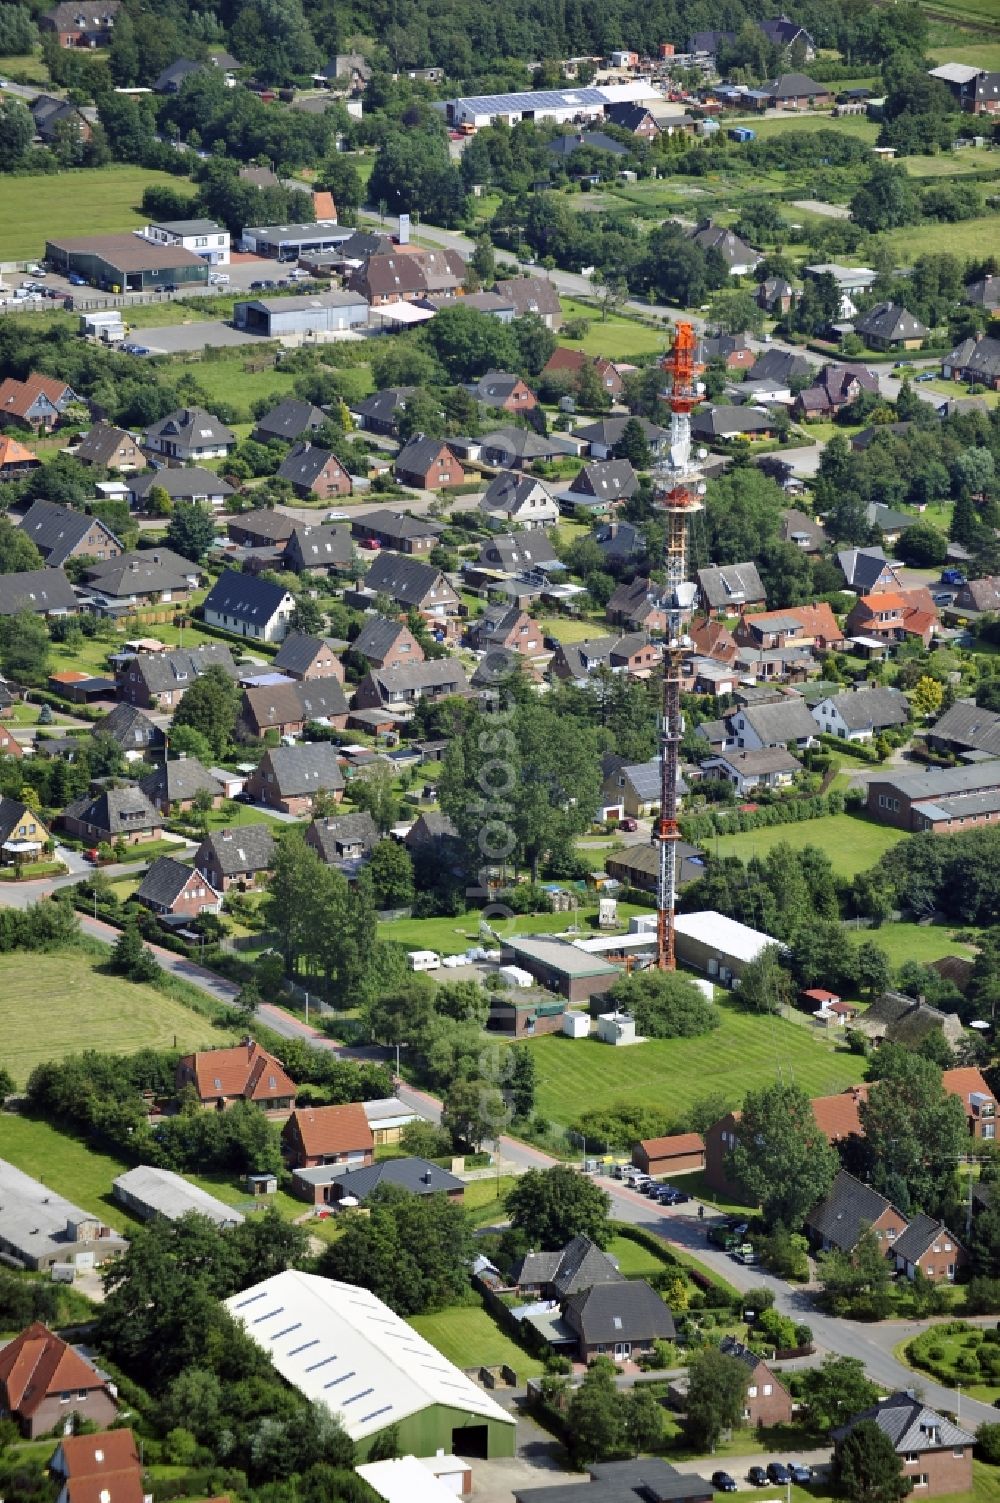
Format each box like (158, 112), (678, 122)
(0, 950), (229, 1085)
(0, 1114), (136, 1230)
(379, 904), (653, 956)
(558, 297), (669, 360)
(409, 1303), (544, 1379)
(0, 166), (184, 262)
(881, 215), (1000, 262)
(710, 811), (907, 879)
(517, 999), (866, 1128)
(847, 919), (980, 968)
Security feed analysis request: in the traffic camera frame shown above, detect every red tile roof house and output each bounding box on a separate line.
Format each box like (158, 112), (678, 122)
(50, 1429), (144, 1503)
(631, 1132), (706, 1177)
(704, 1085), (870, 1195)
(943, 1065), (998, 1140)
(718, 1337), (794, 1426)
(734, 602), (844, 653)
(833, 1393), (974, 1499)
(0, 1323), (119, 1439)
(0, 724), (23, 758)
(135, 855), (222, 919)
(844, 588), (939, 649)
(0, 373), (80, 432)
(282, 1102), (374, 1170)
(542, 347), (625, 398)
(176, 1039), (297, 1115)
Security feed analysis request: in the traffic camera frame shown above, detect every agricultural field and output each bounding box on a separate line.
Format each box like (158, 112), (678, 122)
(514, 998), (866, 1129)
(0, 949), (231, 1085)
(0, 50), (51, 81)
(881, 214), (1000, 262)
(709, 811), (907, 880)
(0, 166), (189, 262)
(727, 112), (880, 143)
(408, 1302), (545, 1379)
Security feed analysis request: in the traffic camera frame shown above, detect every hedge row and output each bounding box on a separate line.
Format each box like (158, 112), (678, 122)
(680, 789), (845, 845)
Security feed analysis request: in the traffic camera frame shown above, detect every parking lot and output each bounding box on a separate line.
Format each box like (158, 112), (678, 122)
(0, 253), (296, 313)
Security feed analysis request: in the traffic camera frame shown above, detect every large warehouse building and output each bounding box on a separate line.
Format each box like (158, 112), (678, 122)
(233, 290), (369, 339)
(0, 1157), (128, 1271)
(225, 1270), (516, 1460)
(673, 910), (783, 984)
(45, 232), (210, 292)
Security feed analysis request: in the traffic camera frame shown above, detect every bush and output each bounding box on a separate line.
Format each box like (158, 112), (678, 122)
(976, 1424), (1000, 1465)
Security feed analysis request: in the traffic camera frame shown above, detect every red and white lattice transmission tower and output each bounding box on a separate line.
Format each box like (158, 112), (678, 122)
(653, 322), (706, 970)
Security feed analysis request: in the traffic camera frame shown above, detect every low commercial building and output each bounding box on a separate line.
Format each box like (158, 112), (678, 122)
(226, 1269), (516, 1458)
(673, 910), (782, 985)
(142, 218), (230, 264)
(240, 221), (351, 259)
(233, 290), (369, 340)
(504, 935), (619, 1002)
(444, 86), (608, 129)
(867, 760), (1000, 833)
(113, 1165), (244, 1228)
(0, 1159), (127, 1273)
(45, 232), (210, 292)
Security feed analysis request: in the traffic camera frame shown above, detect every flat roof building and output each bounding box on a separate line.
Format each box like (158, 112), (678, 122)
(233, 290), (369, 340)
(113, 1165), (245, 1227)
(240, 221), (351, 259)
(505, 934), (619, 1002)
(142, 218), (230, 265)
(673, 909), (783, 983)
(0, 1158), (128, 1271)
(45, 232), (210, 291)
(225, 1269), (515, 1459)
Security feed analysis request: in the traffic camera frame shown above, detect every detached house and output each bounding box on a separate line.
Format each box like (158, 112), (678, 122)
(118, 642), (236, 710)
(468, 603), (544, 656)
(241, 678), (349, 739)
(277, 442), (353, 501)
(84, 549), (202, 610)
(0, 435), (40, 482)
(562, 1281), (675, 1365)
(511, 1234), (624, 1300)
(19, 499), (121, 570)
(811, 685), (908, 742)
(177, 1039), (296, 1114)
(735, 602), (844, 653)
(284, 523), (354, 577)
(305, 811), (379, 869)
(75, 421), (144, 471)
(837, 547), (902, 595)
(543, 347), (625, 398)
(494, 275), (562, 327)
(687, 221), (760, 277)
(282, 1102), (374, 1170)
(202, 570), (296, 643)
(251, 396), (326, 445)
(854, 302), (928, 351)
(354, 659), (469, 710)
(61, 784), (162, 846)
(806, 1170), (908, 1255)
(352, 617), (424, 670)
(703, 746), (800, 794)
(138, 757), (224, 815)
(394, 435), (465, 489)
(466, 371), (538, 414)
(41, 0), (121, 47)
(246, 743), (344, 815)
(480, 471), (559, 530)
(135, 855), (221, 918)
(844, 588), (938, 648)
(50, 1430), (143, 1503)
(350, 509), (441, 555)
(128, 467), (233, 511)
(272, 632), (345, 682)
(728, 697), (817, 750)
(696, 562), (766, 617)
(607, 579), (666, 636)
(363, 552), (460, 619)
(796, 363), (878, 418)
(568, 460), (637, 507)
(195, 824), (276, 892)
(0, 373), (80, 432)
(833, 1395), (974, 1498)
(350, 387), (416, 437)
(0, 1323), (118, 1439)
(718, 1337), (793, 1427)
(0, 797), (49, 866)
(144, 406), (235, 462)
(893, 1215), (967, 1284)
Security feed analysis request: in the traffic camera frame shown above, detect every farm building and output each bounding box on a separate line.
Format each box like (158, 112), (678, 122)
(631, 1133), (706, 1177)
(113, 1165), (244, 1228)
(0, 1158), (127, 1272)
(225, 1269), (516, 1459)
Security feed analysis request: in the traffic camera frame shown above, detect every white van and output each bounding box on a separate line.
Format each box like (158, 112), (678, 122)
(408, 950), (441, 972)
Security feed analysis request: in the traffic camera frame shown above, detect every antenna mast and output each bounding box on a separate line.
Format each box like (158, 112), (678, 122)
(653, 322), (705, 970)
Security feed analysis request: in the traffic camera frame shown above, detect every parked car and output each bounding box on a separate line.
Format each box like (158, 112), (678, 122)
(747, 1467), (768, 1487)
(712, 1473), (737, 1493)
(618, 816), (638, 832)
(933, 592), (954, 605)
(359, 538), (381, 550)
(250, 280), (266, 288)
(915, 371), (935, 383)
(787, 1464), (813, 1484)
(68, 273), (87, 286)
(732, 1243), (758, 1265)
(767, 1463), (791, 1485)
(942, 568), (967, 585)
(659, 1187), (689, 1205)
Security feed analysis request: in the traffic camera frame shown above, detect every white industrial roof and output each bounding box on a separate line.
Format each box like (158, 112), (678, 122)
(356, 1456), (462, 1503)
(0, 1157), (108, 1262)
(674, 909), (784, 963)
(596, 81), (663, 103)
(113, 1165), (244, 1227)
(224, 1270), (514, 1441)
(574, 932), (655, 954)
(372, 300), (436, 325)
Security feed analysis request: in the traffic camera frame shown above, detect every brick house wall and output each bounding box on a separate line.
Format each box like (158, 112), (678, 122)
(899, 1449), (972, 1498)
(300, 456), (352, 499)
(703, 1114), (744, 1195)
(898, 1237), (967, 1284)
(245, 770), (342, 816)
(18, 1389), (119, 1441)
(396, 448), (465, 489)
(62, 813), (162, 845)
(67, 522), (121, 563)
(145, 871), (219, 917)
(366, 626), (425, 669)
(866, 779), (917, 830)
(282, 1117), (374, 1170)
(298, 647), (345, 681)
(742, 1359), (794, 1427)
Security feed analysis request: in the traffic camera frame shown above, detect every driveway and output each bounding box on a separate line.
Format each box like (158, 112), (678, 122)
(127, 321), (268, 355)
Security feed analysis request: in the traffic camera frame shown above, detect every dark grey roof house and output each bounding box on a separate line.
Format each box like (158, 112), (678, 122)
(748, 348), (813, 384)
(284, 523), (353, 575)
(196, 824), (276, 888)
(62, 784), (161, 841)
(256, 743), (345, 799)
(853, 302), (929, 349)
(696, 562), (766, 612)
(139, 758), (224, 812)
(805, 1169), (904, 1254)
(349, 387), (416, 436)
(476, 532), (561, 574)
(562, 1279), (676, 1358)
(251, 397), (327, 445)
(135, 855), (220, 914)
(19, 499), (121, 569)
(927, 699), (1000, 758)
(363, 552), (458, 612)
(306, 811), (379, 865)
(511, 1234), (624, 1299)
(294, 1154), (464, 1203)
(272, 632), (344, 679)
(128, 468), (234, 508)
(144, 406), (235, 460)
(832, 1393), (974, 1460)
(569, 460), (637, 502)
(688, 221), (760, 273)
(85, 548), (202, 603)
(513, 1461), (714, 1503)
(836, 547), (901, 593)
(95, 702), (165, 756)
(0, 568), (77, 617)
(202, 569), (296, 643)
